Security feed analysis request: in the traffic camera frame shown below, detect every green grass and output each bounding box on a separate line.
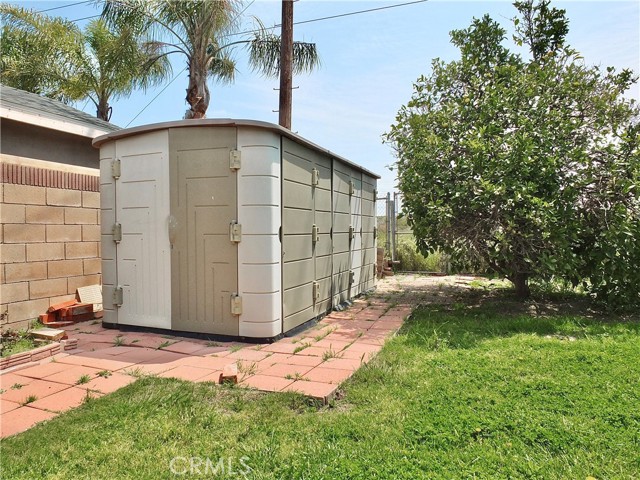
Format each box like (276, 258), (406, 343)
(1, 296), (638, 479)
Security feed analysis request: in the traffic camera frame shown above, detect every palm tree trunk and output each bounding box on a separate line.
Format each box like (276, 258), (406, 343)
(97, 96), (111, 121)
(185, 58), (209, 119)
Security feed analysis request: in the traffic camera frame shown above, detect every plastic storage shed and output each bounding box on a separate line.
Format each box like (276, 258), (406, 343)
(93, 119), (379, 340)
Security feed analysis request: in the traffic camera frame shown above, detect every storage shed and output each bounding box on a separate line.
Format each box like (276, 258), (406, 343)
(93, 119), (379, 340)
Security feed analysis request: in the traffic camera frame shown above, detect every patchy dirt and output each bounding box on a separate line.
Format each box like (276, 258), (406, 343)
(374, 274), (631, 321)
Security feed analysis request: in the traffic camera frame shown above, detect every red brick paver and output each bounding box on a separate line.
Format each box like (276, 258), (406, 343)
(0, 274), (428, 438)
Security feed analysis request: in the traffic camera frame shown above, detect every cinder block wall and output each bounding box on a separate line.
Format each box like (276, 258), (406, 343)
(1, 164), (101, 331)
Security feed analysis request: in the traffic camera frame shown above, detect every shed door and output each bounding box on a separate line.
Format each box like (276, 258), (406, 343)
(113, 132), (172, 330)
(169, 127), (238, 336)
(282, 138), (332, 332)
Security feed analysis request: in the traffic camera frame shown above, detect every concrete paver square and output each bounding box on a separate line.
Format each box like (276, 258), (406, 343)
(0, 406), (57, 438)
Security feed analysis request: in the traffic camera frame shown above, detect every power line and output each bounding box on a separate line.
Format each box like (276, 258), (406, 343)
(125, 67), (186, 127)
(287, 0), (429, 28)
(38, 0), (93, 14)
(69, 14), (101, 23)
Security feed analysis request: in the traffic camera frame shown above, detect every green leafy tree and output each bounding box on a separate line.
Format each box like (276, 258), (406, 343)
(102, 0), (320, 119)
(385, 0), (639, 305)
(0, 5), (170, 121)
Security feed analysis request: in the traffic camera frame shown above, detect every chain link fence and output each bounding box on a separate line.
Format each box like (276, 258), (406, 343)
(376, 192), (449, 273)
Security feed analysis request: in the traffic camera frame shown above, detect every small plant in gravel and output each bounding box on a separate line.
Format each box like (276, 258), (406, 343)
(157, 341), (173, 350)
(207, 341), (222, 347)
(123, 367), (146, 378)
(11, 383), (23, 390)
(237, 361), (257, 377)
(76, 374), (91, 385)
(113, 336), (126, 347)
(284, 372), (308, 381)
(97, 370), (112, 378)
(229, 345), (243, 353)
(21, 395), (37, 405)
(322, 346), (342, 361)
(293, 342), (312, 354)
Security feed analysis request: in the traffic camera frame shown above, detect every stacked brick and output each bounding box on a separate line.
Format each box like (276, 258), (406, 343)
(1, 176), (101, 330)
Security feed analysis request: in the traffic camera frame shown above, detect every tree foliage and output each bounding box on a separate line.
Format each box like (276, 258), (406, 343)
(0, 5), (170, 121)
(385, 0), (640, 307)
(101, 0), (320, 119)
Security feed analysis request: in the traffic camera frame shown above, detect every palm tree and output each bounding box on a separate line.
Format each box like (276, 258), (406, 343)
(0, 6), (171, 121)
(102, 0), (319, 120)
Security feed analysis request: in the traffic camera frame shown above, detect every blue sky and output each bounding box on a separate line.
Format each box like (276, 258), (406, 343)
(13, 1), (640, 195)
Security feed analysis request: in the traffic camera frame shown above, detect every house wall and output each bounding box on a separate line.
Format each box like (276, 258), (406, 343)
(1, 158), (102, 331)
(0, 119), (100, 170)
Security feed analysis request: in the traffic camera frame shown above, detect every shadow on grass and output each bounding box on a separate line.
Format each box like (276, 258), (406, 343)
(398, 292), (640, 351)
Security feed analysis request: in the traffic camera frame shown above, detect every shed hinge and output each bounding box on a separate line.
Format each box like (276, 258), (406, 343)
(373, 188), (378, 199)
(349, 180), (355, 196)
(349, 225), (354, 242)
(312, 224), (319, 245)
(112, 223), (122, 243)
(230, 294), (242, 315)
(229, 221), (242, 243)
(311, 168), (319, 186)
(312, 281), (320, 303)
(373, 226), (377, 239)
(113, 286), (123, 307)
(229, 150), (241, 170)
(111, 159), (121, 179)
(349, 270), (355, 285)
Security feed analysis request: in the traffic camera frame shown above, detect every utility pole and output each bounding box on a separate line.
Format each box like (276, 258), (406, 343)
(279, 0), (294, 130)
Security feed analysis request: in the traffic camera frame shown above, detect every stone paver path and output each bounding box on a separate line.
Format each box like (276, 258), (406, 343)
(0, 275), (463, 438)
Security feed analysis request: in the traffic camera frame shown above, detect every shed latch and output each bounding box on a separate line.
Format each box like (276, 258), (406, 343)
(312, 281), (320, 303)
(230, 294), (242, 315)
(349, 180), (355, 196)
(311, 168), (319, 186)
(373, 226), (377, 239)
(113, 286), (123, 307)
(112, 223), (122, 243)
(312, 224), (319, 245)
(349, 225), (354, 242)
(229, 222), (242, 243)
(229, 150), (241, 170)
(111, 159), (121, 179)
(349, 271), (355, 285)
(373, 188), (378, 199)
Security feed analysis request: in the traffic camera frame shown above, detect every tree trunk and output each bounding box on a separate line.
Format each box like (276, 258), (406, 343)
(278, 0), (294, 129)
(511, 272), (530, 299)
(185, 58), (209, 119)
(96, 96), (111, 122)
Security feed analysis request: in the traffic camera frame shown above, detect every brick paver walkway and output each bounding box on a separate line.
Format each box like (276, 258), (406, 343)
(0, 275), (458, 438)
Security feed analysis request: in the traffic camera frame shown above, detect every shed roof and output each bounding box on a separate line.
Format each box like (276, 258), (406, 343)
(0, 85), (120, 138)
(93, 118), (381, 179)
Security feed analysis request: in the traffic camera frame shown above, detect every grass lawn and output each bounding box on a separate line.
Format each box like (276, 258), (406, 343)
(1, 288), (639, 479)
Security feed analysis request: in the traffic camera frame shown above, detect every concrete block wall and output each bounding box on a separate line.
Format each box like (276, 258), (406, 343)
(1, 163), (101, 330)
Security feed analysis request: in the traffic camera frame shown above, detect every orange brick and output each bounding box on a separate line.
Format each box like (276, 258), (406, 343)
(25, 205), (65, 224)
(47, 188), (81, 207)
(26, 242), (65, 262)
(82, 191), (100, 208)
(0, 203), (25, 223)
(3, 184), (46, 205)
(83, 258), (101, 275)
(46, 224), (82, 242)
(65, 242), (98, 259)
(29, 278), (68, 299)
(0, 244), (26, 264)
(82, 224), (100, 241)
(7, 298), (50, 324)
(65, 208), (97, 225)
(3, 224), (45, 243)
(48, 259), (84, 278)
(67, 274), (101, 294)
(5, 262), (47, 282)
(0, 282), (29, 304)
(48, 294), (76, 308)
